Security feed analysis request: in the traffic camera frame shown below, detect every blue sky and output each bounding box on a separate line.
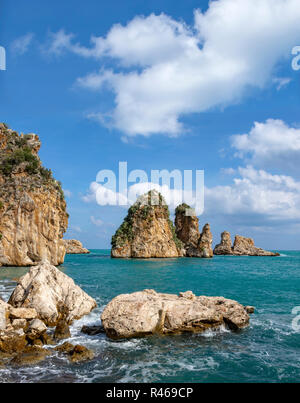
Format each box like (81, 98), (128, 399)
(1, 0), (300, 249)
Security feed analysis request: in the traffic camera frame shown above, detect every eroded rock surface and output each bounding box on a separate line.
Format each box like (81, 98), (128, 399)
(63, 239), (90, 254)
(175, 204), (213, 258)
(8, 261), (97, 326)
(101, 289), (252, 339)
(214, 232), (279, 256)
(111, 191), (184, 258)
(0, 123), (68, 267)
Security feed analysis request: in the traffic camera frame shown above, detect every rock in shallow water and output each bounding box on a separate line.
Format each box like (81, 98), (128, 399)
(8, 261), (97, 326)
(101, 290), (252, 340)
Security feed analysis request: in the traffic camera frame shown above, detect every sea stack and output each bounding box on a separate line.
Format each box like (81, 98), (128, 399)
(0, 123), (68, 266)
(111, 190), (184, 258)
(214, 232), (280, 256)
(63, 239), (90, 254)
(175, 204), (213, 258)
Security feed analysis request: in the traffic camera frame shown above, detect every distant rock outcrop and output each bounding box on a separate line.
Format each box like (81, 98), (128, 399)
(111, 190), (184, 258)
(214, 232), (280, 256)
(8, 261), (97, 326)
(63, 239), (90, 254)
(213, 231), (233, 255)
(175, 204), (213, 258)
(0, 123), (68, 267)
(101, 289), (252, 339)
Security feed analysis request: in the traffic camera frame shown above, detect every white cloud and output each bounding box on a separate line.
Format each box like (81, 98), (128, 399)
(206, 166), (300, 222)
(90, 216), (103, 227)
(272, 77), (292, 90)
(50, 0), (300, 137)
(231, 119), (300, 174)
(63, 189), (72, 198)
(11, 33), (34, 55)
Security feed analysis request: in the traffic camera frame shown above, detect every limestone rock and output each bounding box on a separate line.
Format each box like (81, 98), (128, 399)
(233, 235), (280, 256)
(63, 239), (90, 254)
(26, 319), (47, 341)
(9, 307), (37, 320)
(0, 298), (10, 330)
(214, 231), (233, 255)
(55, 342), (94, 363)
(54, 320), (71, 341)
(175, 204), (213, 258)
(111, 190), (184, 258)
(10, 346), (50, 366)
(0, 329), (27, 353)
(0, 124), (68, 267)
(81, 325), (105, 336)
(101, 289), (251, 340)
(8, 261), (97, 326)
(175, 204), (200, 253)
(214, 232), (280, 256)
(197, 224), (214, 258)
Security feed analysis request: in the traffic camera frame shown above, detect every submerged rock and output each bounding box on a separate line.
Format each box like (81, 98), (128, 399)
(55, 342), (94, 363)
(8, 261), (97, 326)
(175, 204), (213, 258)
(54, 320), (71, 341)
(63, 239), (90, 254)
(0, 124), (68, 267)
(214, 232), (280, 256)
(111, 190), (184, 258)
(81, 325), (105, 336)
(10, 346), (50, 366)
(101, 289), (252, 340)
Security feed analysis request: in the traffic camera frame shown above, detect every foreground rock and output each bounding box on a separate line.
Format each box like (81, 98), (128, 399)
(175, 204), (213, 258)
(101, 290), (252, 339)
(9, 261), (97, 326)
(111, 191), (184, 258)
(214, 232), (280, 256)
(0, 123), (68, 267)
(63, 239), (90, 254)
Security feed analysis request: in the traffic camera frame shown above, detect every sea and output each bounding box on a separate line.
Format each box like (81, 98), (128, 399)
(0, 250), (299, 383)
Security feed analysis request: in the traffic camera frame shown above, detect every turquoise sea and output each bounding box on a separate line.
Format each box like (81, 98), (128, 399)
(0, 250), (299, 383)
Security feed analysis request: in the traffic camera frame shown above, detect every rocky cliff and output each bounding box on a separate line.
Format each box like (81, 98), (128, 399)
(0, 123), (68, 267)
(111, 190), (184, 258)
(175, 204), (213, 258)
(214, 232), (280, 256)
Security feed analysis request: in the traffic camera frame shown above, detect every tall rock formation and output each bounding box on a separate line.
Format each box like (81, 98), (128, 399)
(175, 204), (213, 258)
(0, 123), (68, 267)
(214, 232), (279, 256)
(213, 231), (233, 255)
(111, 190), (184, 258)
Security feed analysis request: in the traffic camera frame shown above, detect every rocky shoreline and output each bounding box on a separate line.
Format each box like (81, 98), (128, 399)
(1, 260), (255, 368)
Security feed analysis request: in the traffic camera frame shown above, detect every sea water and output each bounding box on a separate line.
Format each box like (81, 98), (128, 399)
(0, 250), (299, 383)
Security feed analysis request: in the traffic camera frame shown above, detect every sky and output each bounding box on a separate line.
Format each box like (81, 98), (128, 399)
(1, 0), (300, 250)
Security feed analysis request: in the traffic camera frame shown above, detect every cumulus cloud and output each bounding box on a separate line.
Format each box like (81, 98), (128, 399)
(206, 166), (300, 223)
(11, 33), (34, 55)
(49, 0), (300, 137)
(90, 216), (103, 227)
(83, 181), (202, 213)
(231, 119), (300, 175)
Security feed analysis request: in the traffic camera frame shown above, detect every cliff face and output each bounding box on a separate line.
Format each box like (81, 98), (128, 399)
(111, 191), (184, 258)
(175, 204), (213, 258)
(0, 123), (68, 267)
(214, 232), (279, 256)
